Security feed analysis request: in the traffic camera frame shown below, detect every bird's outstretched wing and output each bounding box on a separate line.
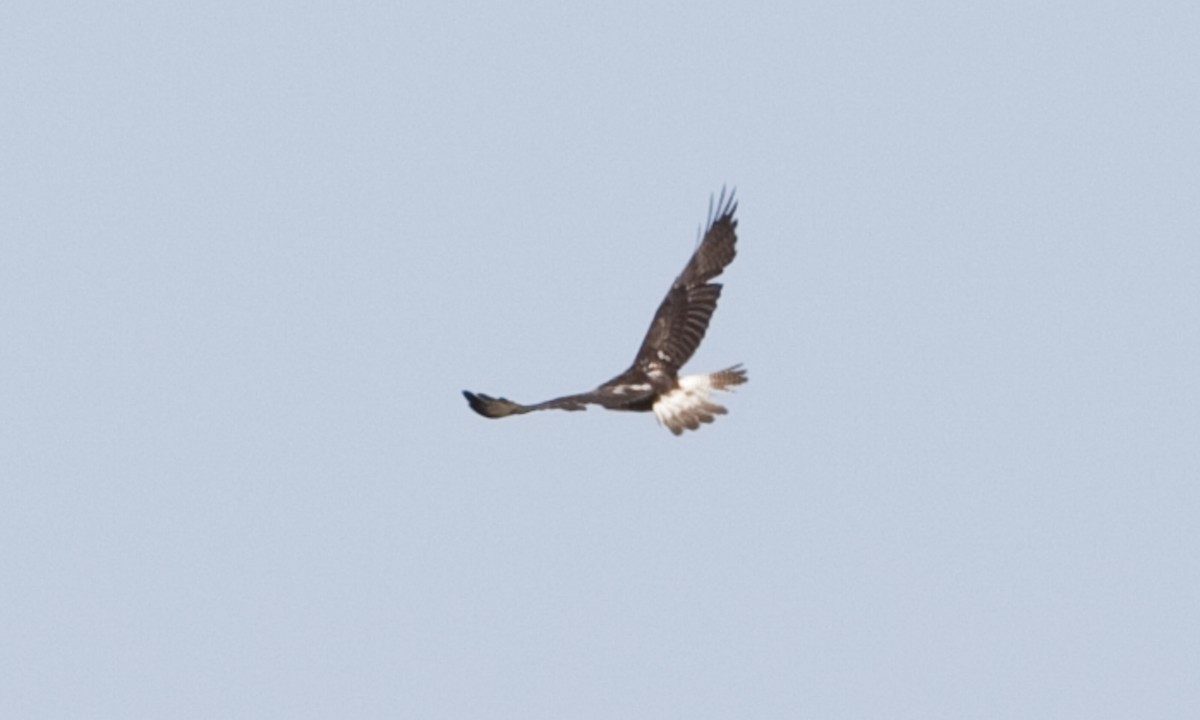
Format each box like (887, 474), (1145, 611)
(631, 188), (739, 375)
(462, 383), (657, 419)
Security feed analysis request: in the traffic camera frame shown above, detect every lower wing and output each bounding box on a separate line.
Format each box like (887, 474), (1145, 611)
(462, 383), (656, 419)
(462, 391), (589, 418)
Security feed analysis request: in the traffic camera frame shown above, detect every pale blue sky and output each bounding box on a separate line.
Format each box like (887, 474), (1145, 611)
(3, 2), (1199, 718)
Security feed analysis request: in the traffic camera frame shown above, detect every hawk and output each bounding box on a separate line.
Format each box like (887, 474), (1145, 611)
(463, 189), (747, 435)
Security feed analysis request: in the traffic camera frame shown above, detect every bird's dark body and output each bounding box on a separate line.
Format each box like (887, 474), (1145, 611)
(607, 393), (656, 413)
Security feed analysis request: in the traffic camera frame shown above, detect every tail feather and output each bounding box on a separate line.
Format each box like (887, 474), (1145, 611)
(709, 364), (748, 390)
(652, 364), (748, 436)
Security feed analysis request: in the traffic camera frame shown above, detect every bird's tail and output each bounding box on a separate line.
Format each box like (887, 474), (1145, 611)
(652, 364), (748, 435)
(707, 364), (748, 391)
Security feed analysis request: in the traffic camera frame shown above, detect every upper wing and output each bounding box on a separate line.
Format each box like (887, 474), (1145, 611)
(631, 189), (739, 374)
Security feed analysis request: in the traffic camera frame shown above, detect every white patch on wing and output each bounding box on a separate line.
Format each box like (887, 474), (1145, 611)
(608, 382), (652, 396)
(652, 369), (746, 436)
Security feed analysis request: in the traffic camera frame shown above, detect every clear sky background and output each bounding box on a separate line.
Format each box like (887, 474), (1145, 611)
(3, 2), (1199, 718)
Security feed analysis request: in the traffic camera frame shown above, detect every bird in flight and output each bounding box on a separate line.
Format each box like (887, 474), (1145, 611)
(463, 189), (747, 435)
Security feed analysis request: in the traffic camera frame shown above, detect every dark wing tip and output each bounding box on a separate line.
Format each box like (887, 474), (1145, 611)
(466, 389), (539, 418)
(707, 186), (738, 228)
(462, 390), (488, 416)
(679, 188), (739, 288)
(463, 390), (518, 418)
